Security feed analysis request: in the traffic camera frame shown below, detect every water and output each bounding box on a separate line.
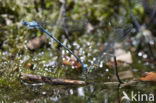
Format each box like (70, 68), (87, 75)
(0, 0), (156, 102)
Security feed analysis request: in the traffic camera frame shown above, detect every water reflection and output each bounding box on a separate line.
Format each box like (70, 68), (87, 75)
(0, 77), (155, 103)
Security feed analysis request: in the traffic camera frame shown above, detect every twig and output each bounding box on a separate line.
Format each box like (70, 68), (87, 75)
(57, 0), (65, 26)
(56, 0), (71, 42)
(20, 73), (139, 87)
(113, 56), (123, 83)
(20, 73), (86, 85)
(61, 0), (70, 39)
(51, 0), (69, 46)
(128, 0), (141, 32)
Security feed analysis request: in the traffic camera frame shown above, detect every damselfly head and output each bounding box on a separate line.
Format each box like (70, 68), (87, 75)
(22, 20), (39, 29)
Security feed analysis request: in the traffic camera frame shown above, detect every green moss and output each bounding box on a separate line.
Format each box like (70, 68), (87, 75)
(0, 0), (155, 102)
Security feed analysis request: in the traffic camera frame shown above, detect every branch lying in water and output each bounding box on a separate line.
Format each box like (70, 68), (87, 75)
(20, 73), (140, 87)
(20, 73), (86, 85)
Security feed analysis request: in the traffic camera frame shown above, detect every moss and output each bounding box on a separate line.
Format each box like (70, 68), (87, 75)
(0, 0), (155, 102)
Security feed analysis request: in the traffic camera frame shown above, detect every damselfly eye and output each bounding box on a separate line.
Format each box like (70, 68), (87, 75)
(22, 20), (39, 29)
(22, 20), (27, 26)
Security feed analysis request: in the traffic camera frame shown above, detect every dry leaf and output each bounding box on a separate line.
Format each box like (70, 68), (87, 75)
(62, 55), (81, 68)
(113, 49), (133, 64)
(140, 72), (156, 82)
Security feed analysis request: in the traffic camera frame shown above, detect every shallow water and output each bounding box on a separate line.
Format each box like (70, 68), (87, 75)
(0, 0), (156, 102)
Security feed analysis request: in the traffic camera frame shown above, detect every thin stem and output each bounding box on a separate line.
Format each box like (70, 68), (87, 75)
(128, 0), (141, 32)
(95, 52), (122, 84)
(60, 0), (71, 42)
(113, 56), (123, 84)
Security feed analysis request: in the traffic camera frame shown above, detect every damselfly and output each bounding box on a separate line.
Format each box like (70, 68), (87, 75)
(22, 20), (87, 71)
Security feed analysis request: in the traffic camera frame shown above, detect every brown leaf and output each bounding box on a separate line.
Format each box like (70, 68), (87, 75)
(140, 72), (156, 82)
(26, 63), (33, 70)
(114, 49), (133, 64)
(62, 55), (81, 68)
